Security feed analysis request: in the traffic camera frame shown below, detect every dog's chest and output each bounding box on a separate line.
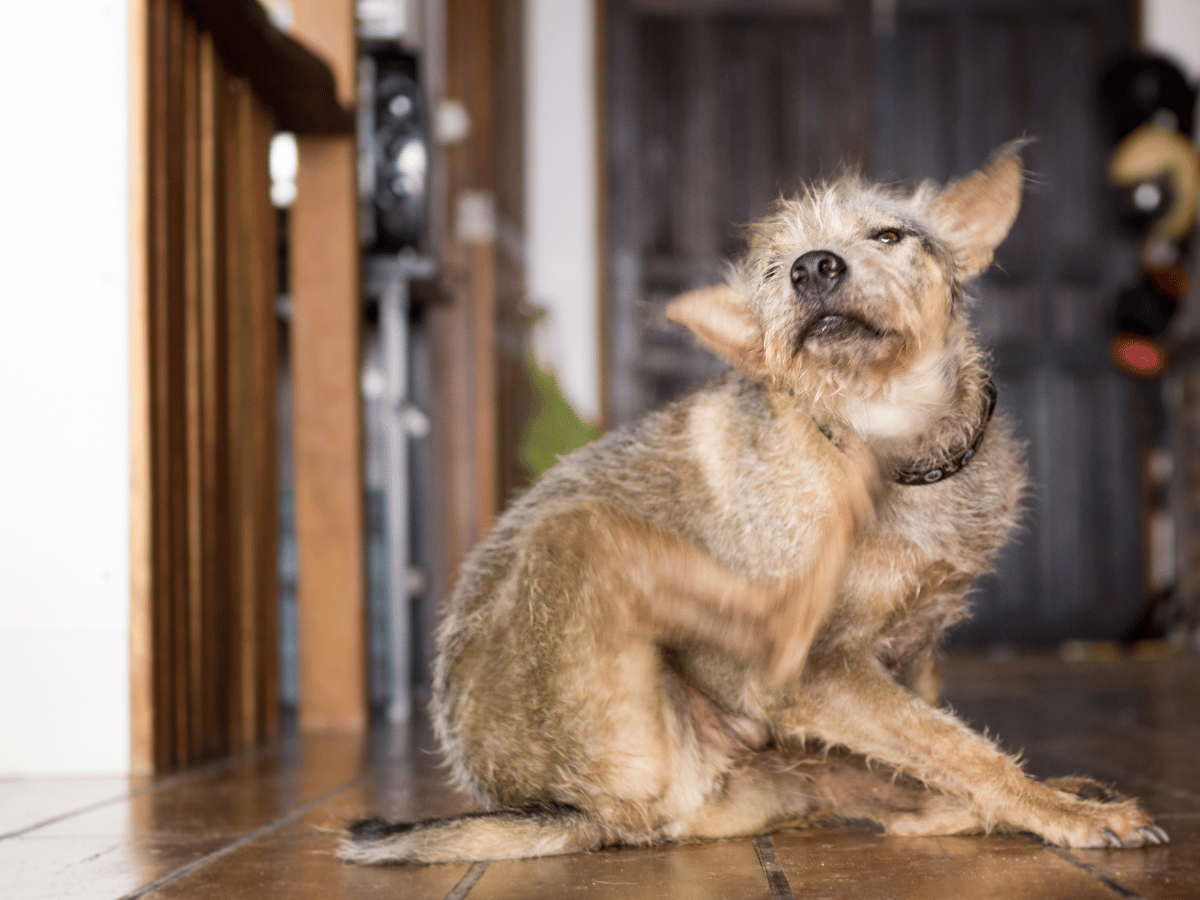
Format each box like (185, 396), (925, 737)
(682, 380), (1021, 612)
(703, 456), (847, 579)
(848, 460), (1020, 651)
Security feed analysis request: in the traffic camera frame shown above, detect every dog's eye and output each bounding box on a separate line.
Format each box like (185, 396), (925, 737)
(874, 228), (904, 245)
(764, 264), (781, 281)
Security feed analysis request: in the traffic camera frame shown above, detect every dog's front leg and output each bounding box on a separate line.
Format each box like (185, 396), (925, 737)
(769, 654), (1167, 848)
(549, 495), (868, 684)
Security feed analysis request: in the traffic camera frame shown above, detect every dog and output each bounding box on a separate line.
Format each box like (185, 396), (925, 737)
(341, 142), (1167, 864)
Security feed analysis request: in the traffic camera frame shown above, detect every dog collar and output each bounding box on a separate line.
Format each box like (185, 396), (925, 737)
(893, 379), (997, 486)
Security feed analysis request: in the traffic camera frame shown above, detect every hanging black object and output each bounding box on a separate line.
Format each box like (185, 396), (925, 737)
(363, 44), (429, 253)
(1101, 53), (1199, 379)
(1115, 280), (1178, 337)
(1100, 53), (1197, 144)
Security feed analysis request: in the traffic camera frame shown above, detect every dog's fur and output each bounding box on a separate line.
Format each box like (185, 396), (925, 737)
(341, 143), (1167, 865)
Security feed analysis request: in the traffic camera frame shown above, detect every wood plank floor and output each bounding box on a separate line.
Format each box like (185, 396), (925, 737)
(6, 653), (1199, 899)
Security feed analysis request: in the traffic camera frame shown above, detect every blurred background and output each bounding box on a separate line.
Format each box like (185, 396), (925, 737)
(3, 0), (1200, 776)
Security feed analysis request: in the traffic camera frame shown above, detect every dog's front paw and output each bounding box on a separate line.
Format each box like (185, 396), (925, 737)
(1041, 796), (1168, 849)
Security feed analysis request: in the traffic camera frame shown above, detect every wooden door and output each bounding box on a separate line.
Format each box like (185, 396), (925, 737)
(604, 0), (1142, 645)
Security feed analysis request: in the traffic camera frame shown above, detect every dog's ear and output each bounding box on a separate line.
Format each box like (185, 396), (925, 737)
(666, 284), (767, 379)
(930, 141), (1026, 280)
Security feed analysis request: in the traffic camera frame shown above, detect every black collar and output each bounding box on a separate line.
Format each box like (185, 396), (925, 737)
(893, 379), (997, 486)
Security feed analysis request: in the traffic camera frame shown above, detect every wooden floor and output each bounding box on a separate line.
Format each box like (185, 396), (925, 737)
(6, 653), (1200, 899)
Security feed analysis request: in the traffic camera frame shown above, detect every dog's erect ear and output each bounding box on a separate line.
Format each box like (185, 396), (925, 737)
(930, 140), (1026, 280)
(666, 283), (767, 379)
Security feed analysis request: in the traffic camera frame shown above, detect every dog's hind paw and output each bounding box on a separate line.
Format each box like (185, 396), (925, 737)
(1042, 776), (1126, 804)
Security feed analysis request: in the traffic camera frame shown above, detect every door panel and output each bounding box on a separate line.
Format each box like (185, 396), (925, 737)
(877, 3), (1140, 644)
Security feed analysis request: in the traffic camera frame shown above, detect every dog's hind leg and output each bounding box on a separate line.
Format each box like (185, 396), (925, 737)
(339, 804), (608, 865)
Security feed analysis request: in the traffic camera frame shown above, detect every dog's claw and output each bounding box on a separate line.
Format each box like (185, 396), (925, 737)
(1102, 828), (1123, 848)
(1141, 825), (1170, 845)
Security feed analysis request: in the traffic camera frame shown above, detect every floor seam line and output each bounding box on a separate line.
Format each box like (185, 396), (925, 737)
(114, 771), (372, 900)
(1043, 845), (1145, 900)
(443, 861), (489, 900)
(754, 833), (796, 900)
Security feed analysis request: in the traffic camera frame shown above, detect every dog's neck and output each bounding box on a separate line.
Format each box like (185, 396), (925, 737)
(795, 350), (997, 485)
(890, 378), (996, 484)
(838, 349), (959, 445)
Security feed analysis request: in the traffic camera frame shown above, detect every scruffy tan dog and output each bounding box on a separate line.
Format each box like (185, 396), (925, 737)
(342, 142), (1167, 864)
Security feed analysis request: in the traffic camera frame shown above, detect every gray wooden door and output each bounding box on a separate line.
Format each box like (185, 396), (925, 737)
(604, 0), (1143, 645)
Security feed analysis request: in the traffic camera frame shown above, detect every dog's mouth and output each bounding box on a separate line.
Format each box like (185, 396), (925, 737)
(799, 312), (886, 345)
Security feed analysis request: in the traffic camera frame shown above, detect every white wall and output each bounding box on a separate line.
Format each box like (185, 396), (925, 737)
(1143, 0), (1200, 79)
(525, 0), (601, 425)
(0, 1), (131, 772)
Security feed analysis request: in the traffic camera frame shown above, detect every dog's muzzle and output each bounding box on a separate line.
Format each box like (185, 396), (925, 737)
(789, 249), (886, 347)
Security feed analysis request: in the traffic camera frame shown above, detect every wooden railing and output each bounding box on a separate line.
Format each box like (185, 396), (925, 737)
(129, 0), (351, 772)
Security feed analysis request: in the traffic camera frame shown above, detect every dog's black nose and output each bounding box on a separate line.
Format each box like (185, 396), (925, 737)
(790, 251), (846, 293)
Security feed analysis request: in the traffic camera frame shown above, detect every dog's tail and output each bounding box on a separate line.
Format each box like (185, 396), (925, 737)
(338, 803), (607, 865)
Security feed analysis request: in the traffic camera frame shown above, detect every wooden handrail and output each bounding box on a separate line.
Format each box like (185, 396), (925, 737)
(182, 0), (353, 133)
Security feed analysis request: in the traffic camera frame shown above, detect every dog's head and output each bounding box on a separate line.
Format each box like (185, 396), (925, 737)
(668, 142), (1025, 441)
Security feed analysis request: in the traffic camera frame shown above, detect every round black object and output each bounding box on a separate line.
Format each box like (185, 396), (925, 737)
(1114, 281), (1177, 338)
(1100, 53), (1196, 143)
